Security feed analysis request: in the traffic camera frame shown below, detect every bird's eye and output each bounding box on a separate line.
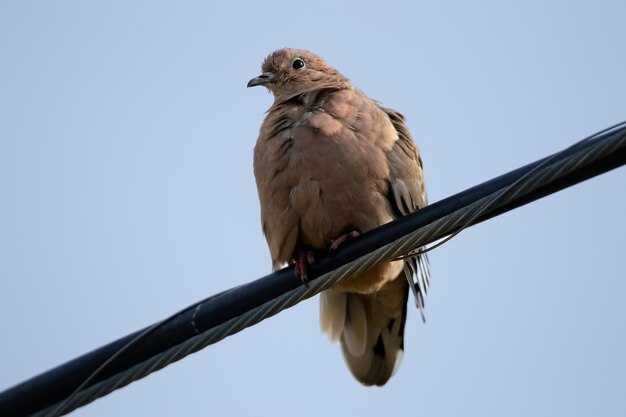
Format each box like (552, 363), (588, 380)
(291, 58), (306, 71)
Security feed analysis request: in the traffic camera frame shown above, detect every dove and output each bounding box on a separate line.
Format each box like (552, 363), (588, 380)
(248, 48), (429, 386)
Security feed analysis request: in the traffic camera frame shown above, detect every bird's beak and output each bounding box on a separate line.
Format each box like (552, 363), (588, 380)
(247, 72), (276, 88)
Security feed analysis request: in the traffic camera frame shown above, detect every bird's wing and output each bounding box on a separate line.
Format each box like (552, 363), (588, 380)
(382, 107), (430, 318)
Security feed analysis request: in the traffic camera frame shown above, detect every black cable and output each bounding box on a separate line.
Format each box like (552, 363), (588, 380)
(1, 121), (625, 417)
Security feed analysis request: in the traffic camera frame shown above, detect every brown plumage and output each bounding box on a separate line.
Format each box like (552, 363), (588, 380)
(248, 48), (429, 386)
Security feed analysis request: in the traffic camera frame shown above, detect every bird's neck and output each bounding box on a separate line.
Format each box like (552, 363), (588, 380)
(273, 80), (352, 105)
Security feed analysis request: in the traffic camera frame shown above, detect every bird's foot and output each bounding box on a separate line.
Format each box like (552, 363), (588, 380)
(329, 231), (361, 255)
(295, 249), (316, 284)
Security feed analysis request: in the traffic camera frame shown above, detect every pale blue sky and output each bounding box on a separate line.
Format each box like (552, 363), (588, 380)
(1, 1), (625, 416)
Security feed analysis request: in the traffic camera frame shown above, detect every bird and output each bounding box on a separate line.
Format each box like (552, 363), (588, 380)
(248, 48), (429, 386)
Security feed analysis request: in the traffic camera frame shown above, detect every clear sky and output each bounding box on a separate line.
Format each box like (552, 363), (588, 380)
(1, 1), (625, 416)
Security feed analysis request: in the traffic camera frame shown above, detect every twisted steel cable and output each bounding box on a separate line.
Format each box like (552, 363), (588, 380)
(0, 121), (623, 417)
(35, 121), (626, 417)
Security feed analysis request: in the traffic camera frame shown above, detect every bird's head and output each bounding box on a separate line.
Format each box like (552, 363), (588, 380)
(247, 48), (349, 100)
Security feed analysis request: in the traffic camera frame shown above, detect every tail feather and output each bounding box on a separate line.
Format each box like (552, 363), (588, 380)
(343, 295), (368, 357)
(320, 290), (346, 342)
(404, 252), (430, 322)
(320, 275), (409, 386)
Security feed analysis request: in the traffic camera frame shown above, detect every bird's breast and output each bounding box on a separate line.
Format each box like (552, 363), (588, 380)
(254, 93), (397, 258)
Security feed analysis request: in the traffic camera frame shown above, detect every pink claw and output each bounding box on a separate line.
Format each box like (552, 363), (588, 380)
(294, 249), (315, 283)
(329, 231), (361, 252)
